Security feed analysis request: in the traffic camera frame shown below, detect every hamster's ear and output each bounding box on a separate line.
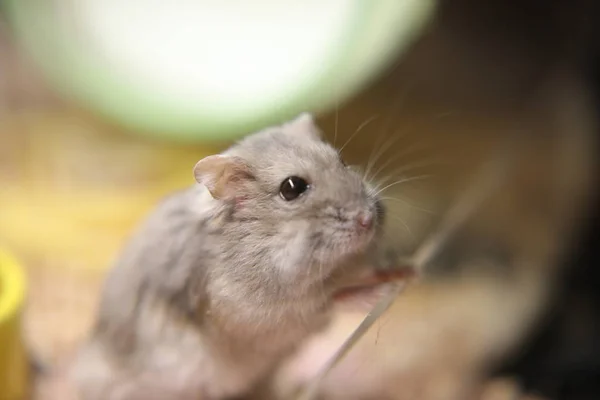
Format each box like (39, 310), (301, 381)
(287, 112), (323, 140)
(193, 155), (254, 199)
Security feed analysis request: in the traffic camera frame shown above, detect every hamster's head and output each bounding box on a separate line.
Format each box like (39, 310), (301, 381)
(194, 113), (384, 282)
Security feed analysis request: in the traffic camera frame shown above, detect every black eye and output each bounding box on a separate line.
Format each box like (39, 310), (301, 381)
(279, 176), (309, 201)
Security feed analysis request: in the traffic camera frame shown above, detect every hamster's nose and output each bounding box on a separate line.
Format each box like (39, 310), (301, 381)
(357, 211), (374, 230)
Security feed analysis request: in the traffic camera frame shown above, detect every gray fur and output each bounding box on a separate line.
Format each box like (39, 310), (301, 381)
(72, 114), (382, 400)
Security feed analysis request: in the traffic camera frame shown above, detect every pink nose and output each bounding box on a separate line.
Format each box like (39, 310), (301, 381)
(357, 212), (374, 230)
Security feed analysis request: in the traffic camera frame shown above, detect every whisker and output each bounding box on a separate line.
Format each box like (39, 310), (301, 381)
(333, 105), (339, 147)
(364, 130), (402, 174)
(363, 132), (407, 182)
(361, 94), (422, 181)
(339, 115), (379, 153)
(362, 132), (390, 179)
(379, 196), (435, 214)
(369, 140), (435, 182)
(370, 174), (430, 195)
(374, 174), (433, 197)
(376, 157), (446, 186)
(388, 215), (414, 238)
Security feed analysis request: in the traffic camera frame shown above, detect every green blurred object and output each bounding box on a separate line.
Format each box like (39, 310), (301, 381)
(5, 0), (436, 142)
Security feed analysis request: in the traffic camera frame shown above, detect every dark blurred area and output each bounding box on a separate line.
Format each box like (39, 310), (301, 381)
(494, 57), (600, 400)
(437, 1), (600, 399)
(496, 187), (600, 400)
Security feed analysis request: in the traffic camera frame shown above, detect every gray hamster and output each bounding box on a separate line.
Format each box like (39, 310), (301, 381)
(71, 113), (385, 400)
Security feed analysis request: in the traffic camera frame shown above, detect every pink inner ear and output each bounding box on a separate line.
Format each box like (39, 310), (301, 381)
(193, 155), (229, 185)
(194, 154), (254, 199)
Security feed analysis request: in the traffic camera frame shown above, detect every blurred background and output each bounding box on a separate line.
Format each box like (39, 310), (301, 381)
(0, 1), (599, 399)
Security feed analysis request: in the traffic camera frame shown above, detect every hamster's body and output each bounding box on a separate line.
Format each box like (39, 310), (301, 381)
(72, 114), (384, 400)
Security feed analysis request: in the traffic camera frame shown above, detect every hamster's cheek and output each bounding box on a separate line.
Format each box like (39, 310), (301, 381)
(271, 221), (312, 281)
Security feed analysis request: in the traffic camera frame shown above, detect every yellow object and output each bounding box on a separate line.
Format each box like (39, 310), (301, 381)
(0, 112), (223, 271)
(0, 248), (28, 400)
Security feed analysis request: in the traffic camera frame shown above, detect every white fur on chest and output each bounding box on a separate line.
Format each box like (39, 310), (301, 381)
(136, 303), (270, 399)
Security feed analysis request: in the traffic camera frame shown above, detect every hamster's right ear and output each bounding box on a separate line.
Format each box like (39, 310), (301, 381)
(193, 155), (254, 199)
(287, 112), (323, 140)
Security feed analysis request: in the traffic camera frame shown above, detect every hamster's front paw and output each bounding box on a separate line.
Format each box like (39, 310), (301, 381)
(331, 266), (416, 311)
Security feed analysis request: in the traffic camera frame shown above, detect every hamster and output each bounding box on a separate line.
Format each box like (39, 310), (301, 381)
(71, 113), (386, 400)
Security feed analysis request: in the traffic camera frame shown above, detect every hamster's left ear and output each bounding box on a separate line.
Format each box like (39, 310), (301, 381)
(193, 155), (254, 199)
(287, 112), (323, 140)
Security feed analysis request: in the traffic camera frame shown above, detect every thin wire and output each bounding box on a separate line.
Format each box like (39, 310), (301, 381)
(295, 282), (406, 400)
(333, 105), (339, 147)
(295, 142), (519, 400)
(338, 115), (379, 153)
(411, 145), (517, 268)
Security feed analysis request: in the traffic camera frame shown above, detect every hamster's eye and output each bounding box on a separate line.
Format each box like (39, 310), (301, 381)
(279, 176), (309, 201)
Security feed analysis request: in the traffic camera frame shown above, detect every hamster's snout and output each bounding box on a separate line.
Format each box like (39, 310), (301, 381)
(356, 211), (374, 231)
